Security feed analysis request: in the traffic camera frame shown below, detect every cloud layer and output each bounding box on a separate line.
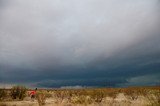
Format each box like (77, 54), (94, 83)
(0, 0), (160, 88)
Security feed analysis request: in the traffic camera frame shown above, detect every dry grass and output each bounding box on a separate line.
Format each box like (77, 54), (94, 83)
(0, 86), (159, 106)
(50, 86), (160, 105)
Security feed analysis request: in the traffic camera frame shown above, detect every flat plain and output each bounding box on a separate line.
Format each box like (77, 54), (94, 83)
(0, 86), (159, 106)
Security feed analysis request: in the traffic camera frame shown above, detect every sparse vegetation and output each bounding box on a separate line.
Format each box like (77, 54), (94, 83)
(10, 85), (27, 100)
(146, 89), (160, 106)
(0, 86), (159, 106)
(36, 91), (46, 106)
(0, 88), (7, 101)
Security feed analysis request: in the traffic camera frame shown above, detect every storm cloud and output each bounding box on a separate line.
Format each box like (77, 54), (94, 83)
(0, 0), (160, 88)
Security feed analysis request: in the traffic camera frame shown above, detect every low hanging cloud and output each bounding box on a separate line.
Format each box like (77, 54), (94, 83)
(0, 0), (160, 88)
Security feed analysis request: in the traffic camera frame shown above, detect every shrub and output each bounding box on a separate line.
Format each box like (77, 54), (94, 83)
(0, 88), (7, 101)
(90, 90), (106, 103)
(71, 95), (87, 104)
(106, 90), (118, 99)
(44, 92), (52, 98)
(36, 91), (46, 106)
(146, 90), (160, 106)
(53, 90), (68, 103)
(10, 85), (27, 100)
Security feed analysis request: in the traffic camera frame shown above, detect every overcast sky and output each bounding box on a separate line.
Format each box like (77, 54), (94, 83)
(0, 0), (160, 88)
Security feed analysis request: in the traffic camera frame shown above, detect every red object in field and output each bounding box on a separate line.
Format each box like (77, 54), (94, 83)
(30, 90), (36, 95)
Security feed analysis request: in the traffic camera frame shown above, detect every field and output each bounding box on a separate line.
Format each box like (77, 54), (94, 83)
(0, 86), (159, 106)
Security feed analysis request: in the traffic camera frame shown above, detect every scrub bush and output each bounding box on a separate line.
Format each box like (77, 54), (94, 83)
(36, 91), (46, 106)
(0, 88), (7, 101)
(10, 85), (27, 100)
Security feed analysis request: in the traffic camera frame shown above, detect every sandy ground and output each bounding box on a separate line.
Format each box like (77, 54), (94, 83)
(0, 93), (152, 106)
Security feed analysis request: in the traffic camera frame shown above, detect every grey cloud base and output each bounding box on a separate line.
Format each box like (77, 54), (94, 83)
(0, 0), (160, 88)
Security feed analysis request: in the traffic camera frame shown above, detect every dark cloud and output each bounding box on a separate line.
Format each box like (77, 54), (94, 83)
(0, 0), (160, 88)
